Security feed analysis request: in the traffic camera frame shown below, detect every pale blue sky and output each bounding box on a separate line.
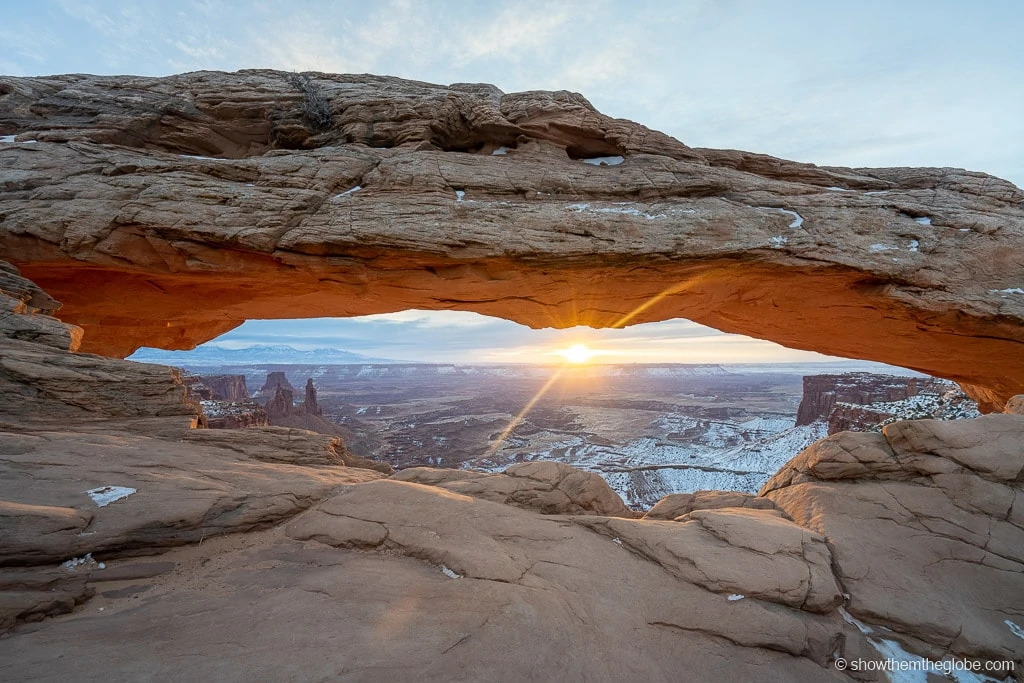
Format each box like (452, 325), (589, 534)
(5, 0), (1021, 363)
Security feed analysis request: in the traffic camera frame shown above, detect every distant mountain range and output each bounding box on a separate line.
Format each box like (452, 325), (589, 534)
(128, 344), (924, 377)
(128, 344), (397, 366)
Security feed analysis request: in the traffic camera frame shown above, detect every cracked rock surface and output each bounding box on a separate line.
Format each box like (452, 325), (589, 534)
(762, 415), (1024, 666)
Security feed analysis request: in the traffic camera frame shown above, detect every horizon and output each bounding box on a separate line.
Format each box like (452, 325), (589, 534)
(129, 339), (923, 375)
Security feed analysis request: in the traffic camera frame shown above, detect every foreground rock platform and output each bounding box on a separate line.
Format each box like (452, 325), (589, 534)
(0, 71), (1022, 408)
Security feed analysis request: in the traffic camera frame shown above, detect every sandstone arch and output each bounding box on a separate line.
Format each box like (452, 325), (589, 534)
(1, 71), (1021, 410)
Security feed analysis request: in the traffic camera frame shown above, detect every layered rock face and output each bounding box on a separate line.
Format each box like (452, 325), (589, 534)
(184, 373), (249, 402)
(795, 373), (979, 433)
(761, 418), (1024, 667)
(796, 374), (948, 425)
(0, 72), (1022, 409)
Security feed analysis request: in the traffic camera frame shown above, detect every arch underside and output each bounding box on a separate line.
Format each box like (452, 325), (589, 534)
(19, 254), (1022, 413)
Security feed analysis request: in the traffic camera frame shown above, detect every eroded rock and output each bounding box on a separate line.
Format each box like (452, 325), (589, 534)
(392, 461), (631, 516)
(762, 415), (1024, 667)
(644, 490), (779, 520)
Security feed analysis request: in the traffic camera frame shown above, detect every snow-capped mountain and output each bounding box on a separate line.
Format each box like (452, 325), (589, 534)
(129, 344), (397, 366)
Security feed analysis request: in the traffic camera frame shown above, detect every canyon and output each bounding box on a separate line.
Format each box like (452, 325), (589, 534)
(0, 71), (1022, 681)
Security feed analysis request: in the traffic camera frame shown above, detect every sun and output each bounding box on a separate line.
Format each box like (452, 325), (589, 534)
(558, 343), (596, 364)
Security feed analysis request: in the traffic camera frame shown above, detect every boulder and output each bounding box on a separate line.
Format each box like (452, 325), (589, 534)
(644, 490), (779, 520)
(393, 461), (631, 517)
(762, 415), (1024, 667)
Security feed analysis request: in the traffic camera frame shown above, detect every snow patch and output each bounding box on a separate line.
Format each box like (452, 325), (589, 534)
(0, 135), (16, 143)
(825, 186), (852, 192)
(770, 235), (788, 247)
(839, 608), (874, 634)
(760, 207), (804, 228)
(567, 202), (669, 220)
(491, 146), (508, 155)
(1006, 620), (1024, 640)
(62, 553), (95, 571)
(455, 190), (465, 202)
(864, 190), (889, 196)
(992, 288), (1024, 295)
(179, 155), (224, 161)
(336, 185), (361, 197)
(582, 156), (624, 166)
(85, 486), (136, 507)
(908, 240), (919, 252)
(440, 565), (463, 579)
(914, 217), (932, 226)
(727, 594), (744, 601)
(869, 244), (894, 252)
(611, 537), (622, 545)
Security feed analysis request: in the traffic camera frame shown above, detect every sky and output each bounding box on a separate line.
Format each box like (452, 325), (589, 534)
(4, 0), (1022, 364)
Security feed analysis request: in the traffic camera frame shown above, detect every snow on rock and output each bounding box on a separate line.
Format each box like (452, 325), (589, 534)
(85, 486), (137, 507)
(0, 135), (16, 143)
(825, 186), (852, 192)
(908, 240), (920, 252)
(992, 288), (1024, 295)
(870, 244), (894, 252)
(914, 217), (932, 226)
(491, 146), (509, 155)
(455, 190), (465, 202)
(864, 190), (889, 196)
(770, 236), (788, 247)
(1006, 620), (1024, 640)
(759, 207), (804, 228)
(727, 594), (745, 601)
(335, 185), (361, 198)
(178, 155), (225, 161)
(61, 553), (97, 571)
(440, 565), (463, 579)
(582, 156), (624, 166)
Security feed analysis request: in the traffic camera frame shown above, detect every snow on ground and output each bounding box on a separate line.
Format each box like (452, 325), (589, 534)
(993, 288), (1024, 295)
(491, 146), (508, 155)
(85, 486), (137, 507)
(582, 156), (624, 166)
(475, 415), (827, 509)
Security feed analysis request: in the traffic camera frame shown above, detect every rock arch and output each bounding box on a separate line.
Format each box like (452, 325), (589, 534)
(1, 71), (1021, 410)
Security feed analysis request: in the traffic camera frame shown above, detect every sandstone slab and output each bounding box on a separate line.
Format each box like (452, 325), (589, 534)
(392, 461), (631, 516)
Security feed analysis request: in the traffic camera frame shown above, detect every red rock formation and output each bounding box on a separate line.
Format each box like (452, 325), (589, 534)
(0, 72), (1021, 410)
(257, 372), (293, 398)
(795, 373), (950, 425)
(264, 385), (294, 420)
(302, 378), (321, 416)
